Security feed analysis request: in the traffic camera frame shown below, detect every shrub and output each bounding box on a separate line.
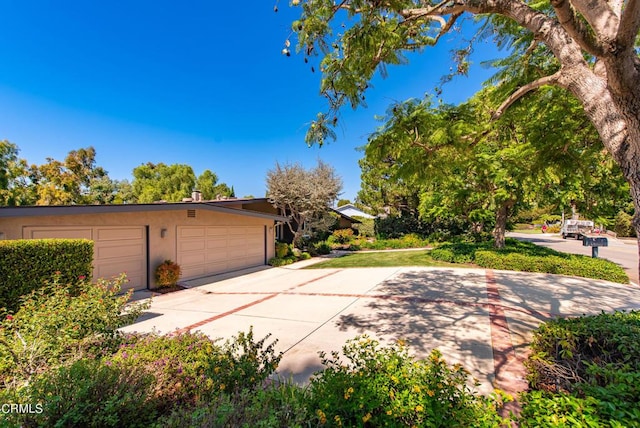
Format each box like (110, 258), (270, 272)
(352, 217), (375, 237)
(314, 242), (332, 255)
(154, 260), (181, 287)
(520, 311), (640, 426)
(275, 241), (292, 258)
(17, 358), (158, 428)
(0, 239), (93, 313)
(0, 274), (149, 387)
(614, 210), (636, 237)
(429, 239), (628, 283)
(268, 257), (293, 267)
(156, 382), (312, 427)
(306, 336), (507, 427)
(330, 228), (355, 244)
(545, 224), (561, 233)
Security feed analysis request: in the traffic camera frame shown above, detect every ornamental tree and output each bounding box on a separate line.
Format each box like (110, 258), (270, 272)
(286, 0), (640, 267)
(266, 160), (342, 246)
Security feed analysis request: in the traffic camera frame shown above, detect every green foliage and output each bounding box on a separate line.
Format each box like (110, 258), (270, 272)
(544, 224), (561, 233)
(132, 162), (197, 203)
(268, 251), (312, 267)
(10, 329), (281, 427)
(330, 228), (354, 244)
(0, 239), (93, 313)
(20, 359), (158, 428)
(306, 336), (507, 427)
(429, 239), (628, 283)
(520, 311), (640, 426)
(614, 210), (636, 237)
(275, 241), (292, 258)
(155, 382), (312, 427)
(154, 260), (181, 287)
(0, 274), (148, 387)
(352, 216), (375, 237)
(313, 241), (332, 255)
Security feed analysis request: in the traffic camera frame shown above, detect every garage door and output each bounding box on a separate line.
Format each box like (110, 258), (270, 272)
(177, 226), (265, 279)
(23, 226), (147, 292)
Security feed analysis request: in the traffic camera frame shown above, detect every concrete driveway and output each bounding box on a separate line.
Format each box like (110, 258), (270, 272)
(121, 263), (640, 398)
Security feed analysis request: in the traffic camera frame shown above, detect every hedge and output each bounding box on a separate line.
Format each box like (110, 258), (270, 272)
(0, 239), (93, 313)
(429, 239), (629, 284)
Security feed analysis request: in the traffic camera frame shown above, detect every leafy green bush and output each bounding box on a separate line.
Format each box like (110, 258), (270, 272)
(614, 210), (636, 237)
(329, 228), (355, 244)
(18, 358), (158, 428)
(352, 217), (375, 237)
(268, 257), (294, 267)
(0, 274), (149, 387)
(0, 239), (93, 313)
(314, 242), (332, 255)
(429, 239), (628, 283)
(275, 241), (292, 258)
(10, 329), (281, 427)
(520, 311), (640, 426)
(545, 224), (561, 233)
(156, 380), (312, 427)
(306, 336), (507, 427)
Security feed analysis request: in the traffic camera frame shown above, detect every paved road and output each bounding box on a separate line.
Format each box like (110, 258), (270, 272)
(508, 232), (639, 284)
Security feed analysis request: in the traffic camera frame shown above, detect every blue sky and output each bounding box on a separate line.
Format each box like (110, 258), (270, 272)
(0, 1), (501, 201)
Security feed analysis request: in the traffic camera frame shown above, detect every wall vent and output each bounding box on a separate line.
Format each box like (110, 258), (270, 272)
(187, 209), (196, 218)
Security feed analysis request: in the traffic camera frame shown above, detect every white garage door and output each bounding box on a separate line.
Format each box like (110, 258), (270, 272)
(23, 226), (147, 292)
(177, 226), (265, 279)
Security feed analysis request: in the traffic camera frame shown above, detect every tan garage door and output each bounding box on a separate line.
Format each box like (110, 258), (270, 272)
(23, 226), (147, 292)
(177, 226), (265, 279)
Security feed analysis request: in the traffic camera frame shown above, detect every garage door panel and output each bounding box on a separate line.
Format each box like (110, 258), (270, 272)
(96, 259), (144, 280)
(179, 252), (207, 267)
(206, 238), (227, 250)
(177, 225), (266, 280)
(96, 243), (144, 260)
(96, 227), (144, 241)
(206, 252), (228, 263)
(27, 228), (93, 239)
(207, 228), (228, 237)
(179, 240), (206, 252)
(179, 227), (206, 238)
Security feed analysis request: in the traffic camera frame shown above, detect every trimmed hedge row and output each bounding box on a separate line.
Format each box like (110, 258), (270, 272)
(474, 251), (629, 283)
(0, 239), (93, 313)
(428, 239), (629, 283)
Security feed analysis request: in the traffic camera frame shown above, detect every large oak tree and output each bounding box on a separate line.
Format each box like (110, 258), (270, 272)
(288, 0), (640, 265)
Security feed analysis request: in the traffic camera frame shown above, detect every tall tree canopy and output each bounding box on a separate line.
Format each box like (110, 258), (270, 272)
(266, 160), (343, 245)
(288, 0), (640, 259)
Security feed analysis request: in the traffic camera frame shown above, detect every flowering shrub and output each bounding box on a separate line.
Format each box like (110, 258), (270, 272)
(330, 229), (355, 244)
(306, 336), (507, 427)
(0, 273), (149, 387)
(154, 260), (181, 287)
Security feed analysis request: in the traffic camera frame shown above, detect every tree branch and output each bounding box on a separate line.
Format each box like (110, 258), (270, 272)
(570, 0), (619, 41)
(492, 73), (561, 118)
(617, 0), (640, 47)
(550, 0), (604, 55)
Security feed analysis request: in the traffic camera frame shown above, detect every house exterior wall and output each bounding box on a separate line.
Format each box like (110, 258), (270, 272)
(0, 208), (276, 288)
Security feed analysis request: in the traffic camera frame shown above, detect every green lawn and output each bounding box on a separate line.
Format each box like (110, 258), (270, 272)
(306, 250), (462, 269)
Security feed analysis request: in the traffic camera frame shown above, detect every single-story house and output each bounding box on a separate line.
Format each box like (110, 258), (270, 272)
(0, 197), (287, 292)
(334, 204), (375, 219)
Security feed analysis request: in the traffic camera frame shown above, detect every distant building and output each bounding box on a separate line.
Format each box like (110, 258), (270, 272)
(334, 204), (375, 219)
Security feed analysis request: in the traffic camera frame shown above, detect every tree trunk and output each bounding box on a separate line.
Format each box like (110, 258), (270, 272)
(492, 200), (514, 249)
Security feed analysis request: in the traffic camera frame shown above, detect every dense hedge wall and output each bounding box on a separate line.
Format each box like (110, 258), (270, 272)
(0, 239), (93, 313)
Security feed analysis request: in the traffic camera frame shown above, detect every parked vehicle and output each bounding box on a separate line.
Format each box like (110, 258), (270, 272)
(560, 219), (594, 239)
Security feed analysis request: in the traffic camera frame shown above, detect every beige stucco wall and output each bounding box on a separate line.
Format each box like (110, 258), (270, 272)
(0, 207), (276, 287)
